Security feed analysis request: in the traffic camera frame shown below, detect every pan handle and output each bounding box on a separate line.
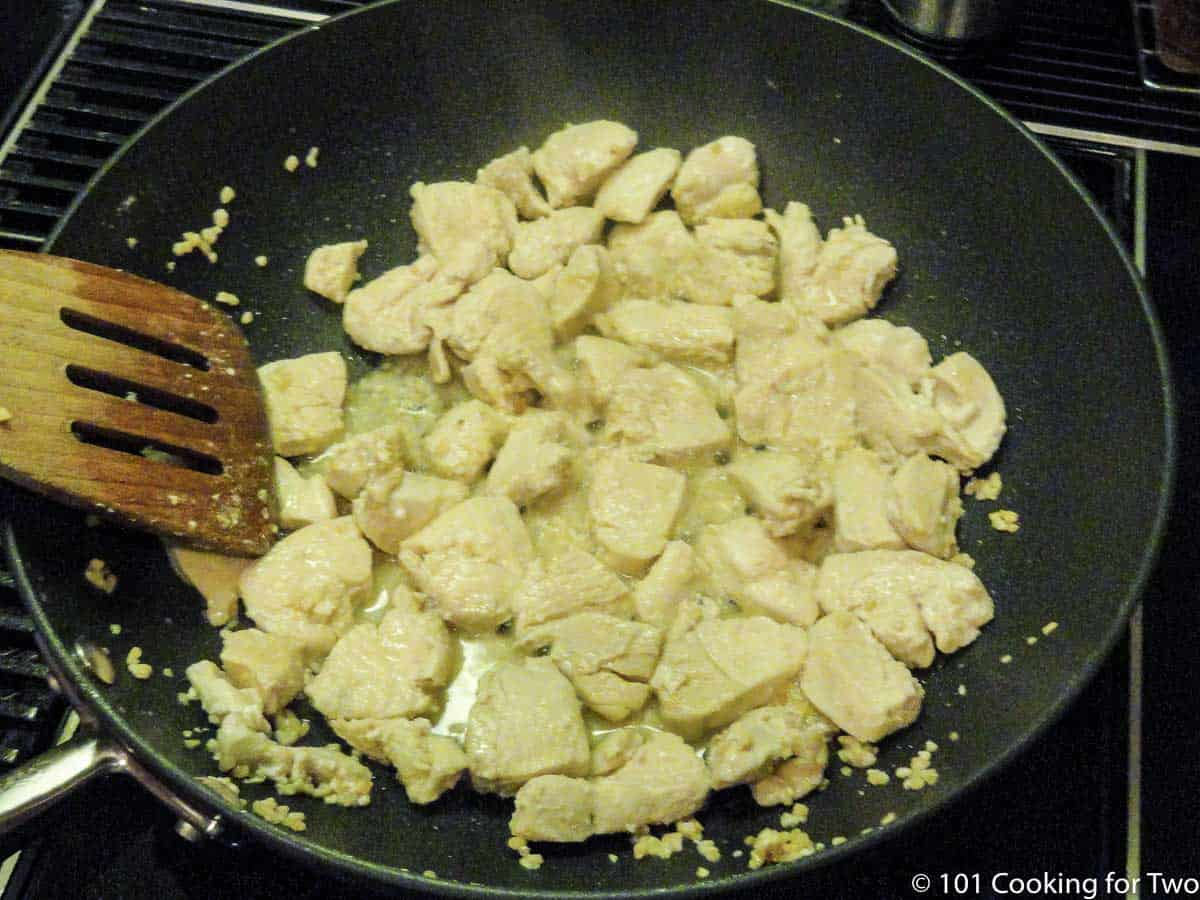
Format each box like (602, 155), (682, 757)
(0, 731), (224, 840)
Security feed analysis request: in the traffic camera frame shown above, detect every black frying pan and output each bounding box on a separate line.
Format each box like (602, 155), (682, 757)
(0, 0), (1174, 895)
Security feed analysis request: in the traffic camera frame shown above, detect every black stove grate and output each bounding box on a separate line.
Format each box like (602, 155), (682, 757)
(0, 570), (66, 770)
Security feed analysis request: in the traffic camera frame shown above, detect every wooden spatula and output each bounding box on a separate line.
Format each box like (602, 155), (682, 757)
(0, 250), (276, 556)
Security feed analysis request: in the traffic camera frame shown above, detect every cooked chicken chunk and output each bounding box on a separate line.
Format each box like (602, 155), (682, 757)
(422, 399), (510, 483)
(186, 660), (270, 731)
(834, 318), (931, 387)
(920, 351), (1007, 472)
(303, 239), (367, 303)
(518, 612), (663, 721)
(602, 364), (730, 464)
(888, 454), (963, 558)
(707, 705), (824, 791)
(352, 469), (469, 554)
(682, 218), (777, 306)
(671, 136), (762, 225)
(853, 362), (944, 462)
(697, 517), (820, 625)
(651, 615), (807, 737)
(409, 180), (517, 284)
(170, 547), (251, 627)
(306, 600), (455, 721)
(475, 146), (552, 220)
(238, 517), (371, 658)
(632, 540), (696, 629)
(508, 206), (605, 279)
(342, 256), (464, 356)
(607, 210), (695, 300)
(484, 411), (572, 506)
(511, 548), (628, 634)
(789, 215), (897, 326)
(331, 716), (467, 804)
(531, 120), (638, 208)
(831, 447), (905, 553)
(465, 658), (591, 795)
(573, 335), (649, 406)
(549, 245), (621, 339)
(273, 457), (336, 530)
(590, 728), (646, 775)
(593, 147), (682, 224)
(399, 496), (533, 632)
(729, 449), (828, 538)
(749, 688), (838, 806)
(219, 628), (305, 715)
(764, 202), (822, 304)
(588, 452), (686, 573)
(257, 351), (347, 457)
(597, 299), (733, 365)
(510, 775), (597, 843)
(317, 423), (412, 500)
(801, 610), (923, 742)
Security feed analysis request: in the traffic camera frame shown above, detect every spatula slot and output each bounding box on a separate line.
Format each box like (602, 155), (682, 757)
(65, 365), (219, 424)
(70, 421), (224, 476)
(60, 307), (210, 371)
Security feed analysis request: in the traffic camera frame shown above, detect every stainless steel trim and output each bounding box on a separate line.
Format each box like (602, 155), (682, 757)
(1024, 121), (1200, 159)
(177, 0), (329, 23)
(1131, 0), (1200, 96)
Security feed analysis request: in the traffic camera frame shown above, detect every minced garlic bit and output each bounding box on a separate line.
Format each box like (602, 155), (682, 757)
(839, 766), (852, 777)
(422, 870), (437, 879)
(240, 311), (255, 325)
(108, 623), (122, 636)
(607, 853), (618, 863)
(697, 839), (721, 863)
(273, 708), (310, 746)
(1000, 654), (1013, 664)
(172, 229), (218, 263)
(305, 146), (319, 168)
(745, 827), (815, 869)
(162, 667), (174, 678)
(989, 509), (1020, 533)
(1026, 635), (1038, 645)
(183, 738), (201, 749)
(1042, 620), (1059, 636)
(507, 836), (544, 869)
(866, 768), (890, 786)
(924, 740), (938, 753)
(676, 818), (703, 841)
(830, 835), (847, 846)
(212, 208), (230, 228)
(696, 867), (710, 878)
(198, 775), (245, 808)
(957, 683), (967, 696)
(949, 731), (960, 742)
(252, 797), (306, 832)
(836, 735), (878, 768)
(125, 646), (153, 680)
(165, 261), (176, 272)
(897, 748), (939, 791)
(284, 154), (300, 172)
(779, 802), (808, 829)
(880, 811), (897, 826)
(125, 236), (138, 249)
(964, 471), (1002, 501)
(219, 185), (236, 204)
(177, 687), (197, 705)
(633, 831), (685, 860)
(215, 291), (240, 307)
(254, 255), (268, 267)
(85, 558), (117, 594)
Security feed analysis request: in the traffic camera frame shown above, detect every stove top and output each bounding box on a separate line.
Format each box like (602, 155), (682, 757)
(0, 1), (1196, 896)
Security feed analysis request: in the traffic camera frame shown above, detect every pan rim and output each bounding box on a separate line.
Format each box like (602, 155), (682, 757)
(6, 0), (1176, 895)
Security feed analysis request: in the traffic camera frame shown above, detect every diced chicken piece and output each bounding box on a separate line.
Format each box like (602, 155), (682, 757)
(531, 120), (638, 208)
(219, 628), (305, 715)
(789, 215), (897, 326)
(727, 449), (832, 538)
(593, 147), (682, 224)
(510, 775), (596, 842)
(590, 731), (711, 834)
(671, 136), (762, 225)
(632, 540), (696, 629)
(707, 705), (824, 791)
(465, 658), (590, 795)
(316, 423), (412, 500)
(508, 206), (605, 279)
(919, 352), (1007, 472)
(475, 146), (552, 220)
(801, 610), (923, 742)
(409, 181), (517, 284)
(817, 549), (994, 658)
(888, 454), (963, 558)
(343, 256), (464, 356)
(447, 269), (535, 361)
(186, 660), (269, 731)
(273, 457), (336, 530)
(303, 239), (367, 303)
(209, 713), (371, 806)
(607, 210), (695, 301)
(238, 517), (372, 658)
(697, 517), (820, 626)
(601, 364), (730, 465)
(590, 729), (646, 775)
(518, 612), (663, 721)
(330, 717), (467, 804)
(651, 616), (807, 737)
(588, 452), (686, 574)
(306, 602), (455, 721)
(352, 469), (469, 554)
(550, 245), (621, 339)
(573, 335), (650, 407)
(834, 318), (931, 387)
(749, 688), (837, 806)
(597, 299), (733, 365)
(169, 547), (252, 627)
(853, 362), (945, 462)
(258, 351), (347, 457)
(764, 202), (822, 305)
(681, 219), (777, 306)
(422, 399), (510, 483)
(731, 295), (829, 386)
(484, 411), (572, 506)
(399, 496), (533, 632)
(831, 447), (905, 553)
(512, 548), (628, 634)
